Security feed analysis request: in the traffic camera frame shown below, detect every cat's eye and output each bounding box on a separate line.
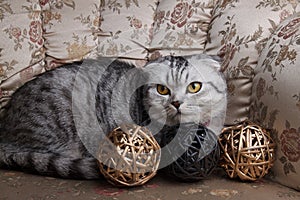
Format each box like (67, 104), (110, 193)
(157, 84), (170, 95)
(187, 82), (202, 93)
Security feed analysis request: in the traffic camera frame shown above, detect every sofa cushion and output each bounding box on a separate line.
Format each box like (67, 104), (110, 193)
(149, 0), (214, 59)
(251, 12), (300, 191)
(205, 0), (300, 125)
(41, 0), (100, 69)
(0, 0), (45, 111)
(98, 0), (158, 62)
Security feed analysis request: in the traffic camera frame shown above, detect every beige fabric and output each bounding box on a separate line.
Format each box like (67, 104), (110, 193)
(149, 0), (215, 58)
(98, 0), (158, 61)
(206, 0), (300, 125)
(41, 0), (100, 68)
(0, 0), (45, 109)
(251, 12), (300, 191)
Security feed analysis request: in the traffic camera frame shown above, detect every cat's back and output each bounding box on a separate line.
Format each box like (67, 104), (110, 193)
(0, 62), (82, 131)
(0, 58), (137, 130)
(14, 62), (80, 100)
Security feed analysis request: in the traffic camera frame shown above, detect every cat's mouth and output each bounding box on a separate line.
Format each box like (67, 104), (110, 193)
(172, 110), (182, 120)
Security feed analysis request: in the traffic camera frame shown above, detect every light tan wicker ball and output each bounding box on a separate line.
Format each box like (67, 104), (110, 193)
(98, 124), (161, 187)
(218, 121), (275, 181)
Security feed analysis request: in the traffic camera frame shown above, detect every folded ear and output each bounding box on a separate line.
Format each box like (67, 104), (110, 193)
(184, 54), (222, 72)
(208, 55), (222, 63)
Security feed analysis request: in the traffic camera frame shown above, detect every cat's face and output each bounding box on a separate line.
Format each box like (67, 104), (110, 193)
(143, 55), (227, 134)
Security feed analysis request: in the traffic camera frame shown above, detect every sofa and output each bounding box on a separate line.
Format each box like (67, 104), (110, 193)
(0, 0), (299, 191)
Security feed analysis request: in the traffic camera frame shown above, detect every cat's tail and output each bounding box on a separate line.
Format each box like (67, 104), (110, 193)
(0, 149), (101, 179)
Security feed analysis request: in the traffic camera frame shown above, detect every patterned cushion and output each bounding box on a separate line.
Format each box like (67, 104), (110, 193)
(98, 0), (157, 62)
(206, 0), (300, 125)
(0, 0), (45, 111)
(41, 0), (100, 69)
(149, 0), (214, 58)
(251, 12), (300, 191)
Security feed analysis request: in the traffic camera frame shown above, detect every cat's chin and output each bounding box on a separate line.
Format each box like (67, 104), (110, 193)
(165, 117), (203, 127)
(164, 120), (180, 127)
(165, 114), (197, 127)
(149, 111), (200, 127)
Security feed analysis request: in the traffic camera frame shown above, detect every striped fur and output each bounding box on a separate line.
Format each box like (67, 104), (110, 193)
(0, 59), (143, 179)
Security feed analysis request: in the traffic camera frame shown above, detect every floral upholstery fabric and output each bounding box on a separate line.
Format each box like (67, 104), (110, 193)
(250, 12), (300, 191)
(1, 0), (300, 190)
(98, 0), (158, 61)
(41, 0), (100, 69)
(149, 0), (215, 58)
(0, 0), (45, 112)
(205, 0), (300, 125)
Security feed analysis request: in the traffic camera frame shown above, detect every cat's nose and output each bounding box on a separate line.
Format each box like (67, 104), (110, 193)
(171, 101), (181, 109)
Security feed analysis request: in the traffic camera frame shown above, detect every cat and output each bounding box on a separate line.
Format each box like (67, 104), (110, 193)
(0, 54), (227, 179)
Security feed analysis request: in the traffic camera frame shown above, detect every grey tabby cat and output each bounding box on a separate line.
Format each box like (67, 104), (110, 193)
(0, 54), (227, 179)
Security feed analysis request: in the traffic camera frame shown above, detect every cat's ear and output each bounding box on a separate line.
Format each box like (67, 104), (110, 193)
(184, 54), (222, 72)
(208, 55), (222, 63)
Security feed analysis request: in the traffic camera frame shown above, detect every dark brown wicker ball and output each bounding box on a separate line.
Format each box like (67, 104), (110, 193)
(161, 123), (220, 182)
(218, 121), (275, 181)
(98, 124), (161, 187)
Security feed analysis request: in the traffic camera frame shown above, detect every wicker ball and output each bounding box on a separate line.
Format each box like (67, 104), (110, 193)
(218, 121), (276, 181)
(161, 123), (220, 182)
(98, 124), (161, 187)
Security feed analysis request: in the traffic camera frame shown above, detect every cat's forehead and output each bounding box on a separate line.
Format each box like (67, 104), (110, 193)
(144, 57), (190, 74)
(144, 57), (202, 82)
(158, 56), (189, 68)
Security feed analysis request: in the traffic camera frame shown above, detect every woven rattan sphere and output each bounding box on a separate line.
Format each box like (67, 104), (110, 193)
(98, 124), (161, 187)
(161, 123), (220, 182)
(218, 121), (275, 181)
